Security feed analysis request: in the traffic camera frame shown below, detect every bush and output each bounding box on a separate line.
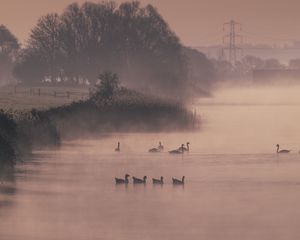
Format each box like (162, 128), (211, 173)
(41, 78), (199, 138)
(0, 111), (18, 166)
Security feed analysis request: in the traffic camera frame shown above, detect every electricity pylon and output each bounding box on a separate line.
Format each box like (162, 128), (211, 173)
(223, 20), (243, 66)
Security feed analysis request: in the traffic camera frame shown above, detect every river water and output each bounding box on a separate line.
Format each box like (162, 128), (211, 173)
(1, 86), (300, 240)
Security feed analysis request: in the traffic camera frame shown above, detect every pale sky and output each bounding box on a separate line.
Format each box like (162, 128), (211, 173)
(0, 0), (300, 47)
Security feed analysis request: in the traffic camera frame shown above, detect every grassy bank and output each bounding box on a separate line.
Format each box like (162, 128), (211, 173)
(0, 76), (199, 166)
(0, 85), (89, 110)
(44, 88), (198, 139)
(0, 110), (60, 166)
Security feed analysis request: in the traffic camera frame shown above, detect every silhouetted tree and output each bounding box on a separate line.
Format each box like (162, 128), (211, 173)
(13, 1), (215, 98)
(92, 72), (120, 102)
(28, 13), (63, 82)
(0, 25), (19, 85)
(263, 58), (284, 69)
(183, 47), (215, 94)
(59, 2), (118, 84)
(14, 48), (48, 85)
(289, 59), (300, 69)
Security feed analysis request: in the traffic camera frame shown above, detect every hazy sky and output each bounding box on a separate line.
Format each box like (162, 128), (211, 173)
(0, 0), (300, 47)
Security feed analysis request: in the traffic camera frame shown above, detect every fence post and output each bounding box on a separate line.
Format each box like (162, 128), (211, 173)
(54, 91), (56, 98)
(14, 86), (17, 95)
(38, 88), (41, 96)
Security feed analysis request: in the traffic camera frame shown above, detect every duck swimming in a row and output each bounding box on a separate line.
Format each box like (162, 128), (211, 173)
(152, 176), (164, 184)
(132, 176), (147, 184)
(172, 176), (185, 185)
(115, 175), (184, 184)
(115, 174), (130, 184)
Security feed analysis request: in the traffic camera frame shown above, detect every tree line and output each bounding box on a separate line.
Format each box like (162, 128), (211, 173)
(3, 1), (296, 97)
(0, 1), (217, 99)
(0, 25), (19, 85)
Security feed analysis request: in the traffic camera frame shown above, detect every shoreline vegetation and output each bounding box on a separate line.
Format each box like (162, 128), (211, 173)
(0, 1), (208, 167)
(0, 73), (199, 166)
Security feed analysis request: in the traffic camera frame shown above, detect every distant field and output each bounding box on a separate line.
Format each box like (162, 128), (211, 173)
(0, 85), (89, 110)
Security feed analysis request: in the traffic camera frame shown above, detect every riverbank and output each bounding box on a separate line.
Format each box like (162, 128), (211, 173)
(1, 86), (300, 240)
(0, 86), (199, 166)
(45, 87), (198, 139)
(0, 109), (60, 166)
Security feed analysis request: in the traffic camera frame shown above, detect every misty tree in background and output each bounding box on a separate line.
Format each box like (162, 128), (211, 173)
(13, 1), (215, 98)
(14, 14), (64, 85)
(210, 55), (289, 81)
(289, 59), (300, 69)
(13, 48), (48, 85)
(211, 59), (234, 79)
(0, 25), (19, 85)
(183, 47), (215, 95)
(241, 56), (264, 70)
(29, 14), (62, 82)
(263, 58), (284, 69)
(59, 2), (118, 84)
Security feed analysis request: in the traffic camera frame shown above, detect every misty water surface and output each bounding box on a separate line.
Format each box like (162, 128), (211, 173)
(1, 86), (300, 240)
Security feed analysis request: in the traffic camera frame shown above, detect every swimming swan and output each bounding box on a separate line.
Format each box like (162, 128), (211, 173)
(149, 142), (164, 153)
(180, 142), (190, 152)
(276, 144), (290, 154)
(115, 142), (120, 152)
(169, 144), (184, 154)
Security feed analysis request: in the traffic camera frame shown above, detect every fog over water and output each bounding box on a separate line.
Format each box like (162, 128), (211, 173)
(1, 86), (300, 240)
